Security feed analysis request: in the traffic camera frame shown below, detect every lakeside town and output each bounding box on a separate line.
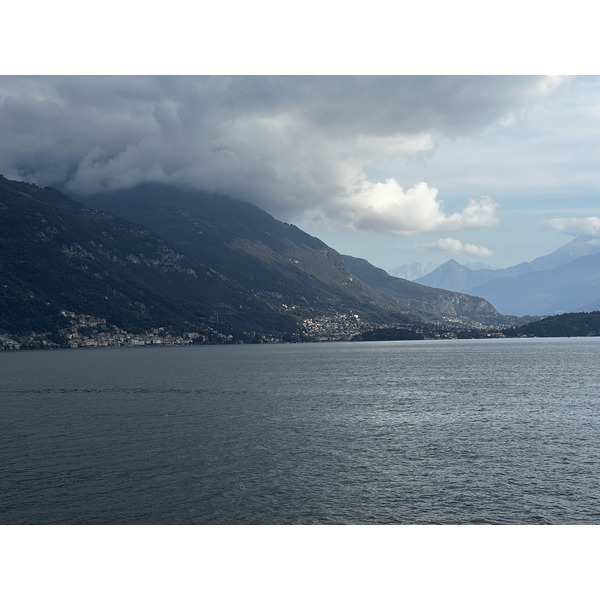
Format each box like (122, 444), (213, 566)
(0, 311), (226, 351)
(0, 308), (505, 351)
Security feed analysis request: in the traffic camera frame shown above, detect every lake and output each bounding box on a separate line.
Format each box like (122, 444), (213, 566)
(2, 337), (600, 524)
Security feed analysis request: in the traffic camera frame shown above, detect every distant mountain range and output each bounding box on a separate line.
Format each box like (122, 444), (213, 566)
(0, 176), (511, 348)
(390, 260), (495, 281)
(389, 262), (439, 281)
(415, 236), (600, 316)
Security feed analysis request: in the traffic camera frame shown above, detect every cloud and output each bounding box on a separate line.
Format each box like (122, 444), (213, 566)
(547, 217), (600, 236)
(0, 75), (564, 233)
(333, 179), (498, 235)
(431, 237), (493, 257)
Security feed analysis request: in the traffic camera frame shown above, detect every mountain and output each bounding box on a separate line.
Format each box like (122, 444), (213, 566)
(526, 235), (600, 271)
(0, 176), (513, 348)
(418, 236), (600, 293)
(503, 311), (600, 338)
(341, 256), (505, 325)
(415, 236), (600, 316)
(389, 262), (438, 281)
(390, 260), (491, 283)
(0, 175), (298, 341)
(79, 183), (508, 327)
(468, 253), (600, 316)
(411, 259), (473, 293)
(463, 261), (496, 271)
(78, 183), (415, 326)
(415, 257), (535, 292)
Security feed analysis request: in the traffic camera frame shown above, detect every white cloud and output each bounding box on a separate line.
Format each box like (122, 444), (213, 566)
(547, 216), (600, 236)
(432, 237), (493, 257)
(333, 179), (498, 235)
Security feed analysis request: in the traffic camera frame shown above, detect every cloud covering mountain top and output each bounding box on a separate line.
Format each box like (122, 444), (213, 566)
(0, 76), (565, 237)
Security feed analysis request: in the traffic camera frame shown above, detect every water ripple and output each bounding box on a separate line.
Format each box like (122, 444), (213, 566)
(2, 338), (600, 524)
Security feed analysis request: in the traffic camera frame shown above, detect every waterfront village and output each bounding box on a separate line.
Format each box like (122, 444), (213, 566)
(0, 308), (502, 351)
(0, 311), (233, 351)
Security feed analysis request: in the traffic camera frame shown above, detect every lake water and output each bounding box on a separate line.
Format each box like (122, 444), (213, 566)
(2, 337), (600, 524)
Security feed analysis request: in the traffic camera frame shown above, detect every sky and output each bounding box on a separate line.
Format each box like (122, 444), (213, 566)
(1, 74), (600, 273)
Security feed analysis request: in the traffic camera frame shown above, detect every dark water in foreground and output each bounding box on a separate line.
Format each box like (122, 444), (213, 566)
(2, 338), (600, 524)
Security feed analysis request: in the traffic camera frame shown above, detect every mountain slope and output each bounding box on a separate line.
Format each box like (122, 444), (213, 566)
(503, 311), (600, 338)
(1, 176), (515, 346)
(342, 256), (507, 325)
(0, 175), (298, 337)
(389, 262), (439, 281)
(79, 184), (384, 318)
(411, 259), (473, 293)
(80, 183), (506, 326)
(468, 253), (600, 316)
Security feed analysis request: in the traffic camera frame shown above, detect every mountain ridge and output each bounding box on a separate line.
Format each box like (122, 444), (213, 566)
(341, 255), (504, 325)
(1, 176), (518, 348)
(415, 236), (600, 315)
(79, 182), (509, 326)
(0, 175), (300, 341)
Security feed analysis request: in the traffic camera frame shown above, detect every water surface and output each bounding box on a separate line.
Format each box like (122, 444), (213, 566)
(2, 338), (600, 524)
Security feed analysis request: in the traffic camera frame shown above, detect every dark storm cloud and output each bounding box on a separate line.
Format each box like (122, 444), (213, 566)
(0, 75), (564, 233)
